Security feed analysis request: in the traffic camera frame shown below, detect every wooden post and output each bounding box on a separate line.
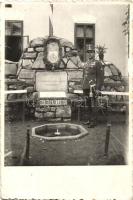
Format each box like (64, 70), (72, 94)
(22, 101), (25, 123)
(104, 123), (111, 156)
(77, 105), (80, 122)
(25, 126), (30, 160)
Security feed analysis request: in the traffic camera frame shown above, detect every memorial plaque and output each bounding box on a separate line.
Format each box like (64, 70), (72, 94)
(35, 71), (68, 92)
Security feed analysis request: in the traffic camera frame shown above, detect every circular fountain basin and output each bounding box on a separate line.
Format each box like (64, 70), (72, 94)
(29, 123), (90, 165)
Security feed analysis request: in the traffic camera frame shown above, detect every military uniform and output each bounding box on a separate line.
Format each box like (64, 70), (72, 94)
(95, 60), (104, 90)
(82, 59), (104, 127)
(82, 60), (104, 91)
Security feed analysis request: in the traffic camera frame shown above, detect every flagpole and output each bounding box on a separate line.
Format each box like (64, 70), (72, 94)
(49, 4), (53, 36)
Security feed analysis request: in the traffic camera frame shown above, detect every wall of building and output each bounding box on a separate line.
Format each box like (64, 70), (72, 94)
(53, 4), (128, 75)
(5, 3), (128, 75)
(5, 3), (50, 38)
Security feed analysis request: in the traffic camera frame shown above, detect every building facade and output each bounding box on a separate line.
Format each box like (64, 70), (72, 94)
(5, 3), (128, 75)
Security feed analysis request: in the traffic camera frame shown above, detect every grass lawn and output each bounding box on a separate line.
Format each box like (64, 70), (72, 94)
(4, 112), (128, 166)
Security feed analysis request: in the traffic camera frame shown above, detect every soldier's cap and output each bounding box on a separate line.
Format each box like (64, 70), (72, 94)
(71, 47), (78, 52)
(86, 45), (95, 53)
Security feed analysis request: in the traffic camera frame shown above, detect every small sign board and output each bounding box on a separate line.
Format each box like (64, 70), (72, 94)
(40, 99), (67, 106)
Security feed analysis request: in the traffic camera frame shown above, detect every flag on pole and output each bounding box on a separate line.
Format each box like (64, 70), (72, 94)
(49, 4), (53, 36)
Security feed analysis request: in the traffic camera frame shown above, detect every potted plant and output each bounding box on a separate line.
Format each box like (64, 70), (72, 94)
(95, 45), (107, 61)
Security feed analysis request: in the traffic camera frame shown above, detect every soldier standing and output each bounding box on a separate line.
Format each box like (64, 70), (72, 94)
(82, 46), (104, 128)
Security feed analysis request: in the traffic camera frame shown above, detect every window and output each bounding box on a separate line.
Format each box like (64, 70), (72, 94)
(5, 20), (29, 62)
(5, 21), (22, 36)
(74, 23), (95, 62)
(5, 4), (12, 8)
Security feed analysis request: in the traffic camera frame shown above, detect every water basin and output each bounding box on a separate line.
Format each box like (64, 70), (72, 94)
(28, 123), (90, 165)
(32, 123), (88, 140)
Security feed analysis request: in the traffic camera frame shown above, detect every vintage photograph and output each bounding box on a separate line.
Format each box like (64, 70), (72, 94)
(4, 3), (129, 166)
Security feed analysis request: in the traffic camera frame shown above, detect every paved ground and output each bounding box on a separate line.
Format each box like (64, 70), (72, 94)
(4, 113), (128, 166)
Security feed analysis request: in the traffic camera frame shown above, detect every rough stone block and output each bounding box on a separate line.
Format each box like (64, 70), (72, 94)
(30, 37), (46, 48)
(67, 93), (78, 99)
(22, 59), (33, 69)
(68, 79), (82, 91)
(24, 79), (35, 85)
(32, 52), (46, 69)
(26, 86), (34, 93)
(68, 56), (83, 68)
(43, 112), (55, 118)
(67, 70), (83, 81)
(68, 87), (74, 93)
(16, 79), (34, 86)
(50, 107), (56, 112)
(36, 106), (51, 113)
(69, 81), (75, 87)
(5, 62), (17, 76)
(35, 111), (44, 119)
(23, 52), (37, 59)
(35, 47), (45, 52)
(63, 118), (71, 122)
(17, 59), (23, 75)
(32, 92), (39, 100)
(47, 118), (62, 122)
(18, 69), (35, 79)
(56, 106), (71, 118)
(72, 84), (82, 90)
(59, 60), (67, 69)
(17, 59), (23, 68)
(27, 48), (34, 52)
(67, 59), (79, 69)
